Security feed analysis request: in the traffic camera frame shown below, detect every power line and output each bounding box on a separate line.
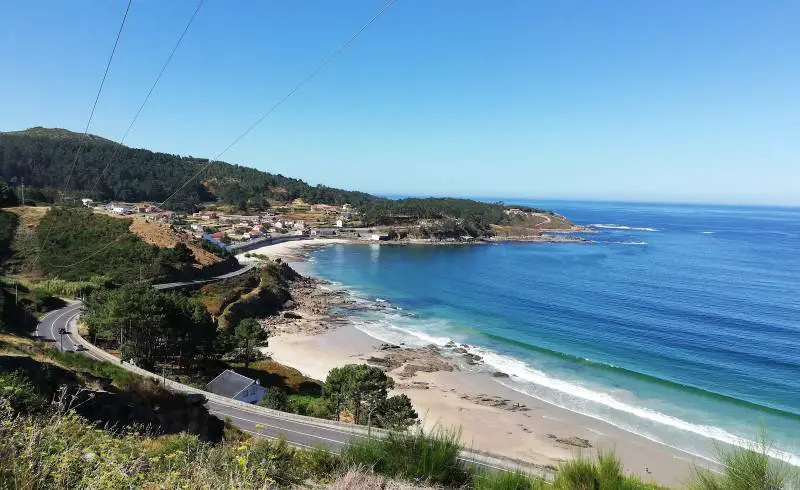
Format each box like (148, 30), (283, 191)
(30, 0), (132, 273)
(53, 0), (400, 271)
(61, 0), (133, 200)
(159, 0), (399, 206)
(89, 0), (205, 196)
(37, 0), (204, 270)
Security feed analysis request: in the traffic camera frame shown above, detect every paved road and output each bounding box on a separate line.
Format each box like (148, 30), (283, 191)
(35, 264), (537, 475)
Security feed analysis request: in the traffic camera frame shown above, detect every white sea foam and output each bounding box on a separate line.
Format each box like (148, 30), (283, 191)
(468, 345), (800, 466)
(591, 223), (659, 232)
(353, 304), (800, 466)
(305, 263), (800, 467)
(616, 241), (648, 245)
(700, 231), (715, 235)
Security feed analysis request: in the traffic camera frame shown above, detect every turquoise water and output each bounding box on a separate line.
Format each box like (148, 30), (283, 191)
(303, 201), (800, 465)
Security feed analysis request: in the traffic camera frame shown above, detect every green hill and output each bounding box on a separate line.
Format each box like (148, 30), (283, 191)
(0, 127), (377, 210)
(0, 127), (571, 237)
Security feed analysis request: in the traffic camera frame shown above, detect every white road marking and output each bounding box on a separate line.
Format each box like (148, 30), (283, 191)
(217, 413), (347, 446)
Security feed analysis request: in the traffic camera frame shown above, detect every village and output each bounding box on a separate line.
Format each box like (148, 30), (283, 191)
(78, 197), (392, 253)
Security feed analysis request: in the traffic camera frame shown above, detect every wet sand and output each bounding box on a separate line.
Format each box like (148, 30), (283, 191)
(248, 238), (705, 486)
(269, 326), (703, 487)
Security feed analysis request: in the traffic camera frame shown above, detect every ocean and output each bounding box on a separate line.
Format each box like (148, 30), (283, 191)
(299, 200), (800, 466)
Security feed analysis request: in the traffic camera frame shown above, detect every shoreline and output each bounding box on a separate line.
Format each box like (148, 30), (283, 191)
(237, 239), (702, 486)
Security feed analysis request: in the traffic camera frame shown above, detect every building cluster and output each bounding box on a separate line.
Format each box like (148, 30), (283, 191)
(82, 198), (176, 222)
(187, 202), (356, 246)
(81, 197), (362, 247)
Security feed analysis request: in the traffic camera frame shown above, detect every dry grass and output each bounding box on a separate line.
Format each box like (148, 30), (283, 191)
(234, 359), (322, 395)
(6, 205), (48, 229)
(0, 333), (35, 349)
(325, 469), (439, 489)
(129, 218), (221, 266)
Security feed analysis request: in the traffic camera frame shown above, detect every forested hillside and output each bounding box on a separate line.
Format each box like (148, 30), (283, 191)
(0, 127), (569, 237)
(0, 127), (377, 211)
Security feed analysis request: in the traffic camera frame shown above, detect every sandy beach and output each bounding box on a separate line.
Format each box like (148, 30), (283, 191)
(242, 239), (703, 487)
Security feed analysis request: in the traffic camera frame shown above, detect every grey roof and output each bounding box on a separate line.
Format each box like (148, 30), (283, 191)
(206, 369), (255, 398)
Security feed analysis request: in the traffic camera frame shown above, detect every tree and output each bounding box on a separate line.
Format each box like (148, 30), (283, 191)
(322, 364), (395, 425)
(235, 318), (267, 368)
(83, 285), (216, 370)
(374, 394), (418, 429)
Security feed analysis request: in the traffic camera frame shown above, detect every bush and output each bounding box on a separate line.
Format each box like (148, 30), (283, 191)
(288, 394), (332, 419)
(0, 371), (47, 413)
(551, 451), (666, 490)
(0, 406), (340, 489)
(259, 387), (289, 411)
(342, 426), (470, 487)
(690, 434), (799, 490)
(473, 469), (546, 490)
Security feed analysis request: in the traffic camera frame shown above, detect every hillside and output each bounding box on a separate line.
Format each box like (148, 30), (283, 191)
(0, 126), (576, 237)
(0, 127), (377, 211)
(15, 206), (204, 283)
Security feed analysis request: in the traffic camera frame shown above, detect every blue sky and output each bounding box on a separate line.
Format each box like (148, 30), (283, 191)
(1, 1), (798, 205)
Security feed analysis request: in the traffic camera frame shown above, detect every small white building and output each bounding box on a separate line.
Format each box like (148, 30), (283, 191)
(293, 220), (306, 230)
(335, 219), (344, 228)
(206, 369), (267, 404)
(81, 198), (94, 207)
(370, 233), (390, 241)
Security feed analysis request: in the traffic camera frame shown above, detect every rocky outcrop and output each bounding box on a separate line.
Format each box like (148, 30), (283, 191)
(218, 262), (298, 330)
(366, 344), (457, 378)
(459, 392), (531, 412)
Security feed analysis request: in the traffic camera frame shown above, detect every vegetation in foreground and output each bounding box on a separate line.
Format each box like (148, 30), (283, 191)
(1, 341), (798, 490)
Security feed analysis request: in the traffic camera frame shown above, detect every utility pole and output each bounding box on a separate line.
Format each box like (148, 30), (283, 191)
(20, 178), (24, 206)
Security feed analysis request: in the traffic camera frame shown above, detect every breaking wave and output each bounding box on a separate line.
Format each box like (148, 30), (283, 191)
(591, 224), (659, 232)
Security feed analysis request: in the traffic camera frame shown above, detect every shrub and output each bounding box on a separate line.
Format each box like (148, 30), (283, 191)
(259, 387), (289, 411)
(552, 451), (666, 490)
(342, 426), (470, 487)
(0, 370), (47, 413)
(473, 469), (547, 490)
(690, 434), (799, 490)
(288, 394), (332, 419)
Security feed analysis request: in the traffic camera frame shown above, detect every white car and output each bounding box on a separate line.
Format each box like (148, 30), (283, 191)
(73, 345), (86, 352)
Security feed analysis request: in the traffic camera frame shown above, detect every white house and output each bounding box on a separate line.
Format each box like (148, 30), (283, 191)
(206, 369), (267, 404)
(370, 233), (390, 241)
(81, 198), (94, 207)
(335, 219), (344, 228)
(293, 220), (306, 230)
